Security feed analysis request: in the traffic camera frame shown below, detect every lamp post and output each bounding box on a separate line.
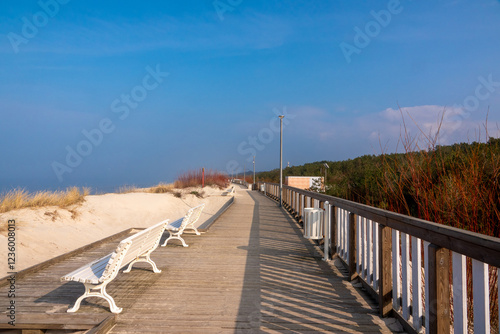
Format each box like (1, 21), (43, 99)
(253, 156), (256, 185)
(279, 115), (284, 207)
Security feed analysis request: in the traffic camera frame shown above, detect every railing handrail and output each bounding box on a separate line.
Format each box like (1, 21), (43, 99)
(261, 182), (500, 268)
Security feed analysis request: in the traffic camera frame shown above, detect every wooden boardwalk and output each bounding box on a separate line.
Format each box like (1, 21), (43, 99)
(1, 186), (403, 333)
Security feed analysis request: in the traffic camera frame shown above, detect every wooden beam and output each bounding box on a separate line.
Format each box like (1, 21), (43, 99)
(379, 225), (392, 317)
(427, 244), (450, 334)
(331, 205), (337, 257)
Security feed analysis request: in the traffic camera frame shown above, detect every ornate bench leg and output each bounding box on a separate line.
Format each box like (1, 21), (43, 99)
(67, 283), (122, 314)
(67, 284), (90, 313)
(190, 227), (201, 235)
(123, 255), (161, 273)
(161, 234), (189, 247)
(101, 286), (123, 314)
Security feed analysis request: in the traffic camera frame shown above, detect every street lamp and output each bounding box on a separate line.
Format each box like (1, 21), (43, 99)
(279, 115), (284, 207)
(253, 156), (256, 185)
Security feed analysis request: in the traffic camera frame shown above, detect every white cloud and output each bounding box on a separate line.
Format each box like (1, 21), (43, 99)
(360, 105), (500, 152)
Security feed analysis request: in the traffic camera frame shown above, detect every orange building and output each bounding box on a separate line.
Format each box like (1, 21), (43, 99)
(285, 176), (323, 190)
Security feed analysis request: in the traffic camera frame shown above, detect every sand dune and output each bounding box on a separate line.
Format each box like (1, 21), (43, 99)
(0, 186), (233, 278)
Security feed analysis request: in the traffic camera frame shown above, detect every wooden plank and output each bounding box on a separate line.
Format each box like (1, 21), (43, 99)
(424, 241), (430, 331)
(87, 315), (117, 334)
(357, 215), (362, 275)
(401, 233), (410, 320)
(367, 219), (372, 285)
(427, 244), (450, 334)
(378, 225), (392, 317)
(472, 259), (490, 333)
(392, 229), (400, 312)
(373, 222), (379, 292)
(452, 252), (467, 333)
(411, 236), (422, 331)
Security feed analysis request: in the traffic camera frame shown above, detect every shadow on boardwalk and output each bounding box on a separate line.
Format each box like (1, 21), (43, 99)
(235, 190), (402, 333)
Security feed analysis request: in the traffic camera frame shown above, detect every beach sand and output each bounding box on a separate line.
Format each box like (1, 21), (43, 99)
(0, 186), (233, 278)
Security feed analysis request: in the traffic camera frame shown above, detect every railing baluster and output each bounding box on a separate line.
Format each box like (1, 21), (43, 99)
(392, 229), (401, 311)
(367, 218), (372, 285)
(331, 205), (337, 257)
(452, 252), (467, 334)
(472, 259), (490, 333)
(361, 217), (366, 280)
(402, 233), (410, 320)
(323, 201), (330, 261)
(357, 215), (362, 275)
(340, 208), (344, 258)
(424, 241), (430, 332)
(373, 222), (379, 291)
(411, 236), (422, 331)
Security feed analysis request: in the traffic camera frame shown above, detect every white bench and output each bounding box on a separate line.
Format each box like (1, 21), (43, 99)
(61, 219), (169, 314)
(161, 203), (205, 247)
(222, 186), (235, 196)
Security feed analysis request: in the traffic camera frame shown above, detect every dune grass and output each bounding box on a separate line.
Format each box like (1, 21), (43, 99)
(380, 112), (499, 331)
(174, 169), (228, 189)
(148, 183), (175, 193)
(116, 185), (139, 194)
(0, 187), (90, 213)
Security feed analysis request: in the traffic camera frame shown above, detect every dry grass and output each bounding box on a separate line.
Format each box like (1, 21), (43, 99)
(116, 185), (139, 194)
(148, 183), (175, 193)
(174, 169), (228, 189)
(0, 187), (90, 213)
(380, 110), (499, 331)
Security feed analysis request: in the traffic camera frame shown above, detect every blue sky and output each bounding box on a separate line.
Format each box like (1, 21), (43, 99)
(1, 0), (500, 192)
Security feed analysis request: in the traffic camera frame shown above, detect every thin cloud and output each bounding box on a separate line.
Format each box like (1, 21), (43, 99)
(0, 13), (293, 55)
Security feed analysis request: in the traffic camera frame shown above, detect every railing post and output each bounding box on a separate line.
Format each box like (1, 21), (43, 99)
(323, 201), (330, 261)
(299, 194), (303, 223)
(427, 244), (450, 334)
(348, 212), (357, 281)
(379, 225), (392, 317)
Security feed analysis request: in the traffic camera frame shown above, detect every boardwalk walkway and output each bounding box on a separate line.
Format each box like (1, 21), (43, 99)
(1, 186), (403, 333)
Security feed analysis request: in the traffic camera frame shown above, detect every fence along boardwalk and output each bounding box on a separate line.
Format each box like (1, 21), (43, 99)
(0, 186), (402, 333)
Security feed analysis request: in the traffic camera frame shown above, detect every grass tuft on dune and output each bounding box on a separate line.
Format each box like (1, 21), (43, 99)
(0, 187), (90, 213)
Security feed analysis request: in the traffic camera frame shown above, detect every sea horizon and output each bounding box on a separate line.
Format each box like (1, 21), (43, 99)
(0, 178), (175, 195)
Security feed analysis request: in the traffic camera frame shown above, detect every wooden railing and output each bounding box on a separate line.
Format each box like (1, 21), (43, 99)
(258, 182), (500, 334)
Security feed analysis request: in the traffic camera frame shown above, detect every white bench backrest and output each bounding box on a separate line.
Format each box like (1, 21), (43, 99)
(176, 203), (205, 232)
(100, 220), (168, 282)
(187, 203), (205, 227)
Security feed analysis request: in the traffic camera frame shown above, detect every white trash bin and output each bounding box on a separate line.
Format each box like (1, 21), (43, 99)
(303, 207), (324, 240)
